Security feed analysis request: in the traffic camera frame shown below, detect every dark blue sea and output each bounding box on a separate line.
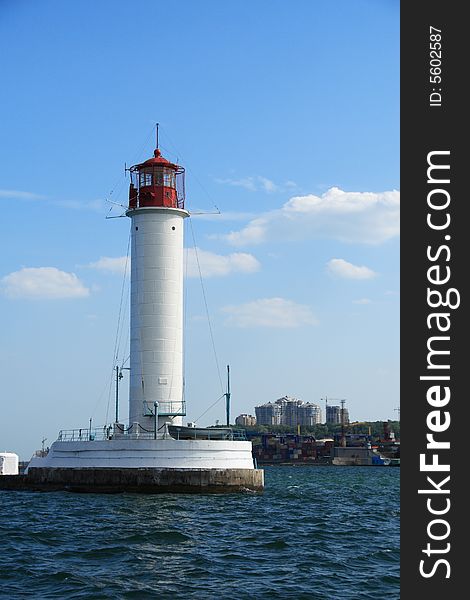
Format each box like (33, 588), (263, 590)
(0, 466), (399, 599)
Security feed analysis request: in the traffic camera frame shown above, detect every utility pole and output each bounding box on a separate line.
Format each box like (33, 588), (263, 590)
(340, 399), (346, 447)
(115, 366), (130, 423)
(153, 401), (159, 440)
(225, 365), (231, 427)
(115, 365), (122, 423)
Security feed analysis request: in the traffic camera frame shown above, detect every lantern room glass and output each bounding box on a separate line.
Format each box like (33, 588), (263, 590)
(137, 167), (176, 189)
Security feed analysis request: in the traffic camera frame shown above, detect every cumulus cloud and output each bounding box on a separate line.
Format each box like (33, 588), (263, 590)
(326, 258), (377, 280)
(87, 256), (129, 274)
(1, 267), (90, 299)
(219, 187), (400, 246)
(222, 297), (317, 328)
(186, 248), (260, 278)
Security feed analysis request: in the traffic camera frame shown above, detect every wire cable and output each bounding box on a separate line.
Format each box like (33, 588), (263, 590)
(112, 227), (131, 365)
(188, 217), (224, 395)
(158, 125), (220, 214)
(194, 394), (226, 424)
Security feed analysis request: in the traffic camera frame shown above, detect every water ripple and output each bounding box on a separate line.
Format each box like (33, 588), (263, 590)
(0, 466), (399, 599)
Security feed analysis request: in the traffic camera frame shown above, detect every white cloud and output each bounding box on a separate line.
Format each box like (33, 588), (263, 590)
(56, 199), (107, 212)
(257, 176), (278, 193)
(85, 250), (260, 278)
(220, 187), (400, 245)
(87, 256), (129, 274)
(0, 187), (109, 214)
(215, 177), (253, 191)
(186, 248), (260, 278)
(0, 188), (108, 213)
(215, 176), (282, 193)
(191, 211), (257, 222)
(222, 297), (317, 328)
(222, 217), (269, 245)
(1, 267), (90, 299)
(353, 298), (372, 305)
(0, 189), (46, 200)
(326, 258), (377, 280)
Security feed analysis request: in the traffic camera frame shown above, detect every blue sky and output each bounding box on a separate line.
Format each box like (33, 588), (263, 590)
(0, 0), (399, 459)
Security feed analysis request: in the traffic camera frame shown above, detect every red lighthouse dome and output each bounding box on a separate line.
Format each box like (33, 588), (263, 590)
(128, 146), (185, 210)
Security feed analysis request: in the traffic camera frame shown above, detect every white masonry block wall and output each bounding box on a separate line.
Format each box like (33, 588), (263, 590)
(127, 207), (189, 432)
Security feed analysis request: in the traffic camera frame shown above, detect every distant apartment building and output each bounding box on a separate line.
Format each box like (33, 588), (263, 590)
(299, 402), (323, 427)
(326, 404), (350, 425)
(235, 414), (257, 427)
(255, 401), (282, 426)
(255, 396), (322, 427)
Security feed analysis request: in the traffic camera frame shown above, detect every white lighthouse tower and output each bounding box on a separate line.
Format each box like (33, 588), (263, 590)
(23, 136), (264, 493)
(127, 145), (188, 434)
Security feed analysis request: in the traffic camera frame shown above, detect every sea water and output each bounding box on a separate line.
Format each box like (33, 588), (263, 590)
(0, 466), (399, 599)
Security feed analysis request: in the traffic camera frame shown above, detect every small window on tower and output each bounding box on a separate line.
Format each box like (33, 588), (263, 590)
(163, 170), (175, 188)
(140, 172), (152, 187)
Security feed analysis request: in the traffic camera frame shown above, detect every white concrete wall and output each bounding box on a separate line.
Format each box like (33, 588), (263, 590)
(26, 439), (256, 470)
(127, 207), (189, 432)
(0, 452), (19, 475)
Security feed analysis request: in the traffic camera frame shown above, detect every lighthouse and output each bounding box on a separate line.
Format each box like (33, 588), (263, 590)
(19, 134), (264, 493)
(127, 145), (188, 434)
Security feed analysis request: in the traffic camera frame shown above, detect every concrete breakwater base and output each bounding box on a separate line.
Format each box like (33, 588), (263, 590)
(0, 467), (264, 494)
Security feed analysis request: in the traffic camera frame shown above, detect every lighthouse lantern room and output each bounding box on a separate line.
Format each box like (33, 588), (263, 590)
(128, 149), (185, 210)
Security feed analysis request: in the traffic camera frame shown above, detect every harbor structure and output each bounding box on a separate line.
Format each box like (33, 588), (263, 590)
(332, 446), (390, 466)
(255, 396), (322, 427)
(6, 137), (263, 493)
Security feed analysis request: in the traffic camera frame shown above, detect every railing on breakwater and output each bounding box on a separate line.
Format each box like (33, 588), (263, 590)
(56, 424), (247, 442)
